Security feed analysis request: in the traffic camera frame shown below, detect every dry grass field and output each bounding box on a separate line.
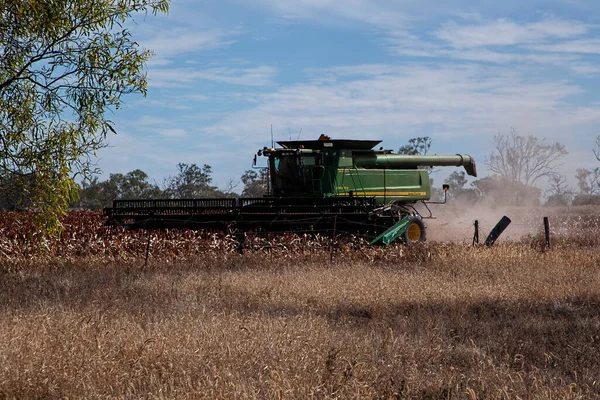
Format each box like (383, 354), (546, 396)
(1, 208), (600, 399)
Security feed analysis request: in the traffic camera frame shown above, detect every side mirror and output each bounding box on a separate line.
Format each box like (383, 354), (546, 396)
(443, 184), (450, 192)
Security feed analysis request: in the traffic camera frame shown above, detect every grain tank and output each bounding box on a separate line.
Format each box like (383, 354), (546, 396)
(268, 139), (476, 202)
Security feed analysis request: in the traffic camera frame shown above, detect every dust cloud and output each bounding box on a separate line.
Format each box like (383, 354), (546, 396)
(420, 203), (596, 244)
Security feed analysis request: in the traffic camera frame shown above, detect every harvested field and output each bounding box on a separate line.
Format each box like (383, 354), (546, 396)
(1, 208), (599, 398)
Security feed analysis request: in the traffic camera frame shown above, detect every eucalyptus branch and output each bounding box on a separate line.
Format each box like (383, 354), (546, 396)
(0, 0), (169, 236)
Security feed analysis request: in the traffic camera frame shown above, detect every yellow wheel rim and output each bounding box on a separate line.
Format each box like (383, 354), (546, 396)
(407, 223), (422, 242)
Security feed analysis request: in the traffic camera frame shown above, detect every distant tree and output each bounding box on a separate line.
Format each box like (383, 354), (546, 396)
(544, 174), (573, 206)
(484, 130), (567, 204)
(486, 130), (568, 187)
(75, 169), (162, 209)
(398, 136), (437, 177)
(571, 137), (600, 206)
(0, 0), (169, 235)
(445, 171), (467, 190)
(76, 163), (231, 207)
(241, 169), (269, 197)
(75, 177), (111, 210)
(0, 175), (36, 210)
(119, 170), (162, 199)
(572, 167), (600, 206)
(575, 168), (600, 196)
(471, 176), (541, 206)
(398, 136), (432, 156)
(444, 171), (479, 203)
(222, 179), (241, 198)
(164, 163), (220, 198)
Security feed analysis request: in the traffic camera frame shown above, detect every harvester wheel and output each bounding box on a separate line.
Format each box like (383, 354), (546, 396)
(403, 216), (426, 244)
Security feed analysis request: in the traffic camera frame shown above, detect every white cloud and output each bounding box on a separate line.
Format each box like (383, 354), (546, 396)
(448, 10), (483, 22)
(157, 128), (188, 138)
(240, 0), (597, 76)
(136, 116), (169, 126)
(381, 17), (597, 77)
(143, 29), (237, 59)
(306, 64), (398, 78)
(386, 36), (586, 68)
(247, 1), (598, 76)
(240, 0), (410, 30)
(264, 15), (300, 26)
(436, 18), (589, 48)
(202, 64), (593, 146)
(148, 65), (279, 87)
(102, 1), (600, 188)
(243, 1), (591, 50)
(147, 58), (174, 67)
(190, 63), (600, 186)
(184, 94), (210, 102)
(127, 98), (194, 111)
(531, 38), (600, 54)
(569, 63), (600, 75)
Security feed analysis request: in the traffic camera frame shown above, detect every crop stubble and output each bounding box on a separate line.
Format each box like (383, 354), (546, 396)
(0, 209), (600, 399)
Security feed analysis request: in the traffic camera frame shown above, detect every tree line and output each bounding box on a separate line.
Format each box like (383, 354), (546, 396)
(3, 131), (597, 211)
(380, 132), (600, 207)
(443, 133), (600, 207)
(74, 163), (269, 209)
(2, 1), (597, 235)
(0, 162), (269, 210)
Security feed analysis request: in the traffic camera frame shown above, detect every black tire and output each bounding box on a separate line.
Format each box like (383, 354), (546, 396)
(402, 216), (426, 244)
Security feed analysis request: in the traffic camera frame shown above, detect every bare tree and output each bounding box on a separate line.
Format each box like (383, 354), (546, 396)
(594, 136), (600, 162)
(547, 173), (571, 195)
(573, 167), (600, 205)
(545, 173), (573, 206)
(485, 129), (568, 187)
(575, 168), (600, 197)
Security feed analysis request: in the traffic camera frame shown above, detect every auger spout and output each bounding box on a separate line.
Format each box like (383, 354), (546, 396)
(353, 154), (477, 177)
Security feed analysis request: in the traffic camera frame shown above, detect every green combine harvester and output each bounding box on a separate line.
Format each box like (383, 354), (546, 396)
(104, 138), (476, 244)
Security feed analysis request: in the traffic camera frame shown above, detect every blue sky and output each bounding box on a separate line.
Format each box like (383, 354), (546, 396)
(98, 0), (600, 191)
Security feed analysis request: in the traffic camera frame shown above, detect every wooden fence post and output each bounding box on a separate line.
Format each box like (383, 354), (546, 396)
(144, 229), (151, 267)
(330, 215), (337, 264)
(544, 217), (551, 249)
